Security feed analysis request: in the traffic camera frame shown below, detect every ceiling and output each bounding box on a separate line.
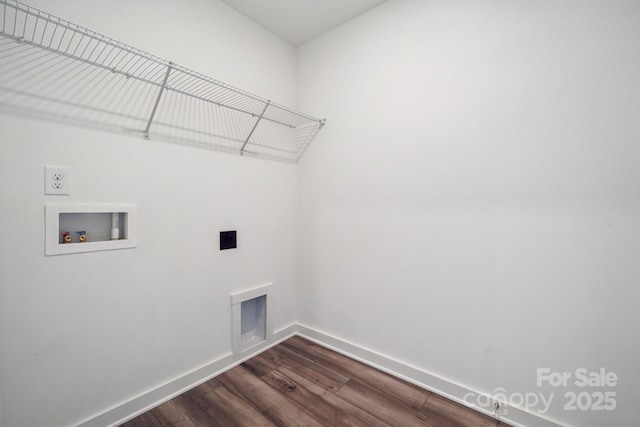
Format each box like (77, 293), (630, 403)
(219, 0), (388, 47)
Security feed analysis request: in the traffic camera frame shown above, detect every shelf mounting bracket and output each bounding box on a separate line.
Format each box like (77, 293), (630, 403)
(143, 62), (173, 140)
(241, 100), (271, 155)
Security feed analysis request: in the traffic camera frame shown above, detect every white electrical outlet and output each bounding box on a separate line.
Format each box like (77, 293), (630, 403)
(45, 166), (71, 195)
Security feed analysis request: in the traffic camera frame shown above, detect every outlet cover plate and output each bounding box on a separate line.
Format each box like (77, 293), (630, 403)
(45, 166), (70, 195)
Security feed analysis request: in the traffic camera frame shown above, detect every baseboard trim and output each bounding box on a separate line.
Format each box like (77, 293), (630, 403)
(77, 322), (564, 427)
(296, 323), (564, 427)
(76, 323), (297, 427)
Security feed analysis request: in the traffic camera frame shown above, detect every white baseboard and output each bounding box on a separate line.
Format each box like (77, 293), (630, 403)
(296, 323), (565, 427)
(77, 322), (564, 427)
(76, 323), (297, 427)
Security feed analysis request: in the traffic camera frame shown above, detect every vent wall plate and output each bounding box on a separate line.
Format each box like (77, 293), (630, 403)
(231, 283), (272, 355)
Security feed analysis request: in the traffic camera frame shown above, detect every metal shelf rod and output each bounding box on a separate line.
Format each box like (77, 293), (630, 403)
(241, 101), (270, 154)
(143, 62), (173, 140)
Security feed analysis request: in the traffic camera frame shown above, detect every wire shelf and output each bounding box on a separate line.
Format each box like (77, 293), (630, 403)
(0, 0), (324, 162)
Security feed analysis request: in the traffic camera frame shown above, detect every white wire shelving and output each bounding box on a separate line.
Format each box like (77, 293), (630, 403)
(0, 0), (325, 163)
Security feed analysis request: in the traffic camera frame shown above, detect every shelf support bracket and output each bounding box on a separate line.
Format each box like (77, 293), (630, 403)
(241, 100), (270, 155)
(143, 62), (173, 140)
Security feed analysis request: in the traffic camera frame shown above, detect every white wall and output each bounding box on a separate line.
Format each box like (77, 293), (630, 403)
(297, 1), (640, 426)
(0, 1), (298, 426)
(3, 1), (640, 426)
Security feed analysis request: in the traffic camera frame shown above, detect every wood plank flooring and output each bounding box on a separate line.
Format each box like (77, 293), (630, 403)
(120, 336), (512, 427)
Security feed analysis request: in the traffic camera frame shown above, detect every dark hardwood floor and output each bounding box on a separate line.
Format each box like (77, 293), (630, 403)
(120, 336), (512, 427)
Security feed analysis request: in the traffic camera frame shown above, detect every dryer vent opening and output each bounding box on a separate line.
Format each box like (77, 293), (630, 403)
(231, 283), (272, 354)
(240, 295), (266, 351)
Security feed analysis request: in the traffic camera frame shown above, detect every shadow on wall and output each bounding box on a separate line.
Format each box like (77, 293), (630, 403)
(0, 2), (324, 163)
